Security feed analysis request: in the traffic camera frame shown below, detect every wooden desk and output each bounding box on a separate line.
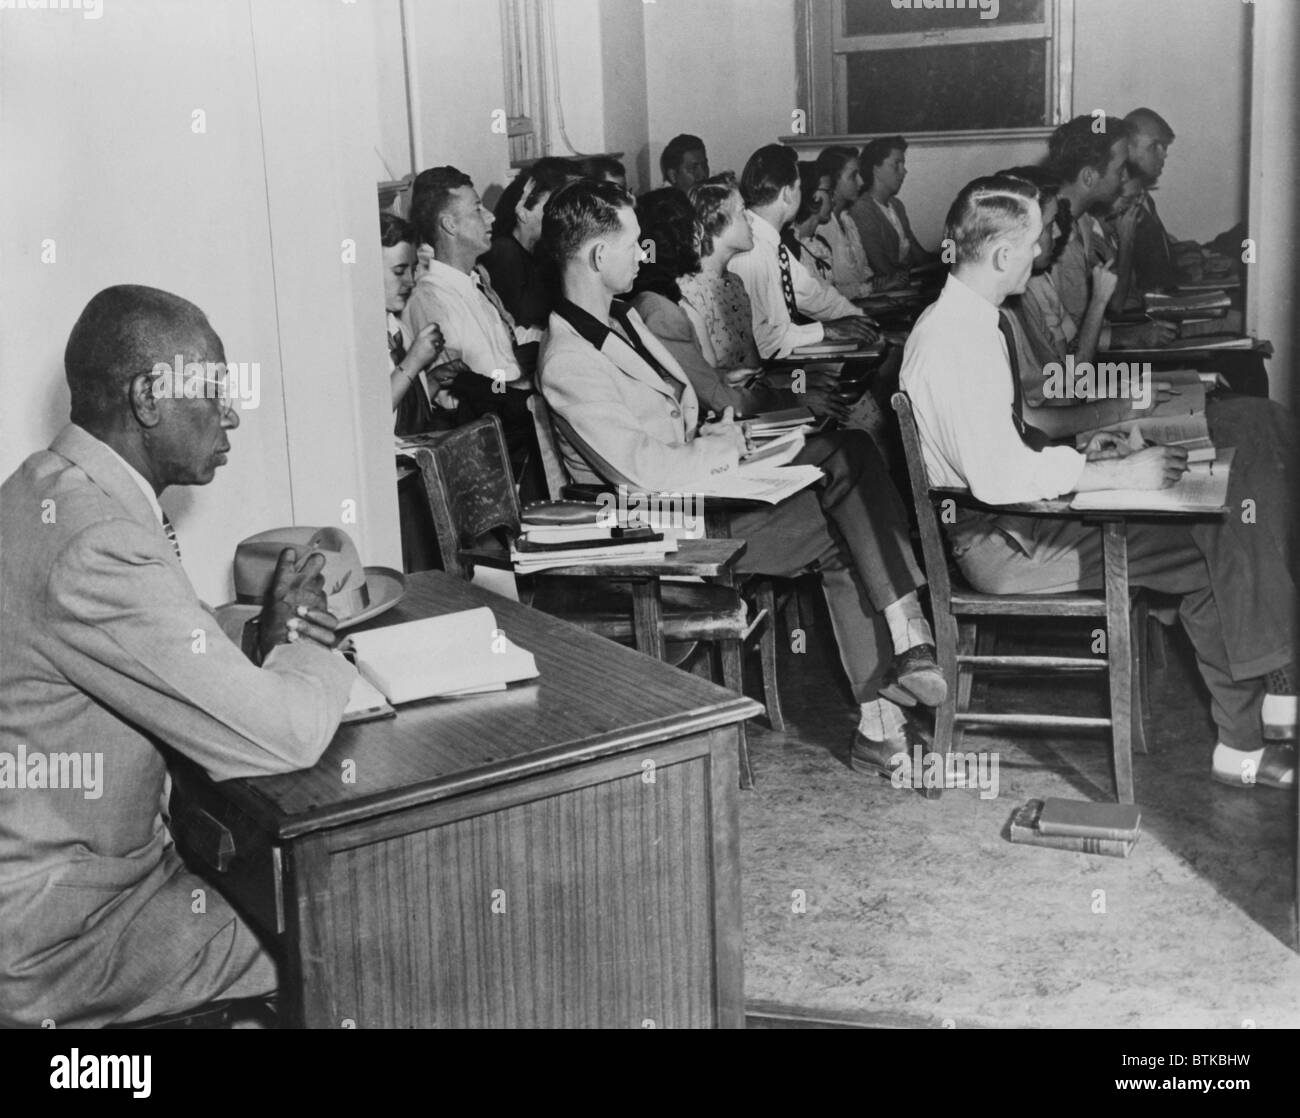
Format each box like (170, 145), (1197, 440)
(170, 571), (762, 1028)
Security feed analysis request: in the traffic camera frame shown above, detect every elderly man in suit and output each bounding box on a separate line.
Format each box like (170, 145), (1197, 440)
(0, 285), (356, 1027)
(538, 179), (947, 777)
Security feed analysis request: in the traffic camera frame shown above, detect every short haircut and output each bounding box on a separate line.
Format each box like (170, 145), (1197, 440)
(996, 164), (1061, 202)
(943, 175), (1039, 266)
(793, 161), (826, 224)
(860, 135), (907, 188)
(1124, 107), (1175, 144)
(814, 144), (858, 190)
(380, 211), (414, 248)
(541, 178), (636, 269)
(740, 144), (799, 208)
(689, 178), (742, 259)
(1046, 115), (1131, 183)
(65, 285), (213, 425)
(660, 133), (706, 179)
(579, 155), (626, 182)
(409, 165), (474, 247)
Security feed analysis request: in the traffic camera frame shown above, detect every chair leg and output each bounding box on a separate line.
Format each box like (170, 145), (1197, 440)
(754, 580), (785, 732)
(1130, 595), (1152, 755)
(782, 582), (803, 638)
(954, 620), (978, 755)
(973, 621), (997, 708)
(719, 639), (754, 789)
(1103, 524), (1136, 804)
(927, 611), (960, 800)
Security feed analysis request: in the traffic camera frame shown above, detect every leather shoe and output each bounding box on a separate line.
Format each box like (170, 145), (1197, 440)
(1210, 743), (1295, 790)
(850, 717), (928, 780)
(879, 643), (948, 708)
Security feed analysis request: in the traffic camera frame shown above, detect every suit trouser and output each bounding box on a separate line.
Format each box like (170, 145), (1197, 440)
(3, 848), (277, 1028)
(728, 430), (925, 704)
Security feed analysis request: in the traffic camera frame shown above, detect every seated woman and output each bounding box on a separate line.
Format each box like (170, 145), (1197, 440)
(478, 156), (574, 330)
(632, 185), (843, 420)
(782, 161), (835, 287)
(851, 136), (936, 286)
(813, 145), (876, 300)
(381, 212), (455, 436)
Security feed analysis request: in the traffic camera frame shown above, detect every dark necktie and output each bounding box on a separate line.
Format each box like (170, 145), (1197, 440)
(388, 327), (406, 366)
(776, 242), (813, 326)
(162, 513), (182, 561)
(997, 310), (1049, 451)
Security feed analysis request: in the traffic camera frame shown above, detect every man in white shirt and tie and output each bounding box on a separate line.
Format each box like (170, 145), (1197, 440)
(727, 144), (880, 360)
(901, 175), (1295, 789)
(403, 166), (539, 487)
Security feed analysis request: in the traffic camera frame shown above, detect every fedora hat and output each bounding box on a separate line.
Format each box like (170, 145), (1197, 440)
(221, 526), (404, 630)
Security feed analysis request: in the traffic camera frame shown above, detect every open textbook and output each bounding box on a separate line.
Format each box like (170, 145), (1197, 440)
(343, 606), (538, 706)
(1070, 448), (1234, 513)
(1073, 381), (1221, 463)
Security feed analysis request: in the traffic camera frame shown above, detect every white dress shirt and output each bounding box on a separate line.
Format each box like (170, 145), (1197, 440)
(820, 210), (875, 299)
(402, 259), (523, 383)
(727, 210), (862, 359)
(900, 273), (1086, 505)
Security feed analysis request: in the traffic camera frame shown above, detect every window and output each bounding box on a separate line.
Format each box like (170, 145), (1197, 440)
(796, 0), (1073, 139)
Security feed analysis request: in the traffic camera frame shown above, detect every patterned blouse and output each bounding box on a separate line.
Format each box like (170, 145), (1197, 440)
(676, 270), (762, 369)
(820, 211), (875, 300)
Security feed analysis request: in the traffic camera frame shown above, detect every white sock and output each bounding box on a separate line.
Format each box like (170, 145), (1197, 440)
(1262, 694), (1297, 727)
(882, 593), (933, 656)
(858, 697), (907, 742)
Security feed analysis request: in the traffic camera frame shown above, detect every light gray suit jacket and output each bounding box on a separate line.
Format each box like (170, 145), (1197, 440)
(0, 424), (354, 1026)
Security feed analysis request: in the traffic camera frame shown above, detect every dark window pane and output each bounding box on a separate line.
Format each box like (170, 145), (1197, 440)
(845, 40), (1046, 133)
(844, 0), (1045, 36)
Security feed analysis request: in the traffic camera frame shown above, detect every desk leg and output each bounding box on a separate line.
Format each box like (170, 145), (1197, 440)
(630, 578), (667, 661)
(1103, 522), (1136, 804)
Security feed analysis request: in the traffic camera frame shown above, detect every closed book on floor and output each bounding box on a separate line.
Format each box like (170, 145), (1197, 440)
(1008, 800), (1137, 858)
(346, 606), (538, 704)
(1036, 797), (1141, 841)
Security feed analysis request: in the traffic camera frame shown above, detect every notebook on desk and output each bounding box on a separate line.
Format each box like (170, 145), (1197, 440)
(1070, 448), (1234, 513)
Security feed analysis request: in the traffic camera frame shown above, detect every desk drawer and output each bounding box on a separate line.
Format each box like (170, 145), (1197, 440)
(169, 773), (284, 938)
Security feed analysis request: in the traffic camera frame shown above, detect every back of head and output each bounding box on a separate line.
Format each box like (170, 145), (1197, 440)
(409, 165), (474, 247)
(1124, 107), (1175, 144)
(661, 133), (705, 181)
(860, 135), (907, 187)
(1046, 115), (1130, 183)
(380, 210), (414, 247)
(65, 285), (212, 429)
(996, 164), (1060, 201)
(494, 157), (579, 237)
(579, 155), (627, 184)
(793, 161), (824, 223)
(943, 175), (1039, 267)
(689, 177), (741, 259)
(633, 187), (698, 291)
(814, 144), (857, 189)
(740, 143), (798, 209)
(541, 178), (635, 272)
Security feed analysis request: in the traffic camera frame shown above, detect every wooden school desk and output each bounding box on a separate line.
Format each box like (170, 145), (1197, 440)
(169, 571), (762, 1028)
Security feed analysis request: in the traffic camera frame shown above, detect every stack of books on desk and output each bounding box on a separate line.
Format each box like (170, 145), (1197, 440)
(745, 406), (817, 439)
(511, 502), (671, 573)
(1143, 289), (1231, 320)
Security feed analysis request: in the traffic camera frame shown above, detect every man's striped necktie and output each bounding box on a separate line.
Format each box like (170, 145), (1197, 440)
(162, 513), (182, 562)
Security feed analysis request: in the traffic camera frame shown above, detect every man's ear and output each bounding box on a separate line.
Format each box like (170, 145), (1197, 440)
(129, 372), (163, 429)
(588, 239), (605, 274)
(990, 240), (1011, 274)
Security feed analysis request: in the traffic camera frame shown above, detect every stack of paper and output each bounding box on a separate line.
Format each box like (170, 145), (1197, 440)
(346, 606), (538, 704)
(745, 407), (816, 439)
(697, 464), (824, 504)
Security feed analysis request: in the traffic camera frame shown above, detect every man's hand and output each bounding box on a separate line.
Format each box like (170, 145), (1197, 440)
(722, 366), (763, 388)
(1083, 430), (1135, 461)
(256, 547), (341, 663)
(1088, 262), (1119, 308)
(801, 386), (851, 421)
(824, 316), (880, 345)
(1118, 444), (1189, 489)
(699, 405), (748, 455)
(1115, 204), (1141, 245)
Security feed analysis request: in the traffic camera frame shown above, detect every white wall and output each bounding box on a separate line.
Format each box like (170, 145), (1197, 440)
(643, 0), (798, 185)
(0, 0), (400, 603)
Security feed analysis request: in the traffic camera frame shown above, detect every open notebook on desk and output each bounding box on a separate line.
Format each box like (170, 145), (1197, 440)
(1070, 448), (1234, 513)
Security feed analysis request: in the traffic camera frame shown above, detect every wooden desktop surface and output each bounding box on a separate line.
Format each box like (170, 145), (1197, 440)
(224, 570), (761, 839)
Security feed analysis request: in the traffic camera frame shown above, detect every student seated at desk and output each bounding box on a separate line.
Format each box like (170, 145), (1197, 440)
(381, 212), (458, 436)
(1047, 115), (1177, 351)
(479, 156), (575, 331)
(784, 161), (836, 288)
(404, 165), (541, 494)
(538, 178), (950, 774)
(812, 145), (876, 300)
(0, 285), (357, 1027)
(727, 144), (879, 359)
(661, 133), (711, 194)
(579, 155), (627, 189)
(851, 136), (938, 286)
(631, 185), (844, 421)
(900, 175), (1296, 789)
